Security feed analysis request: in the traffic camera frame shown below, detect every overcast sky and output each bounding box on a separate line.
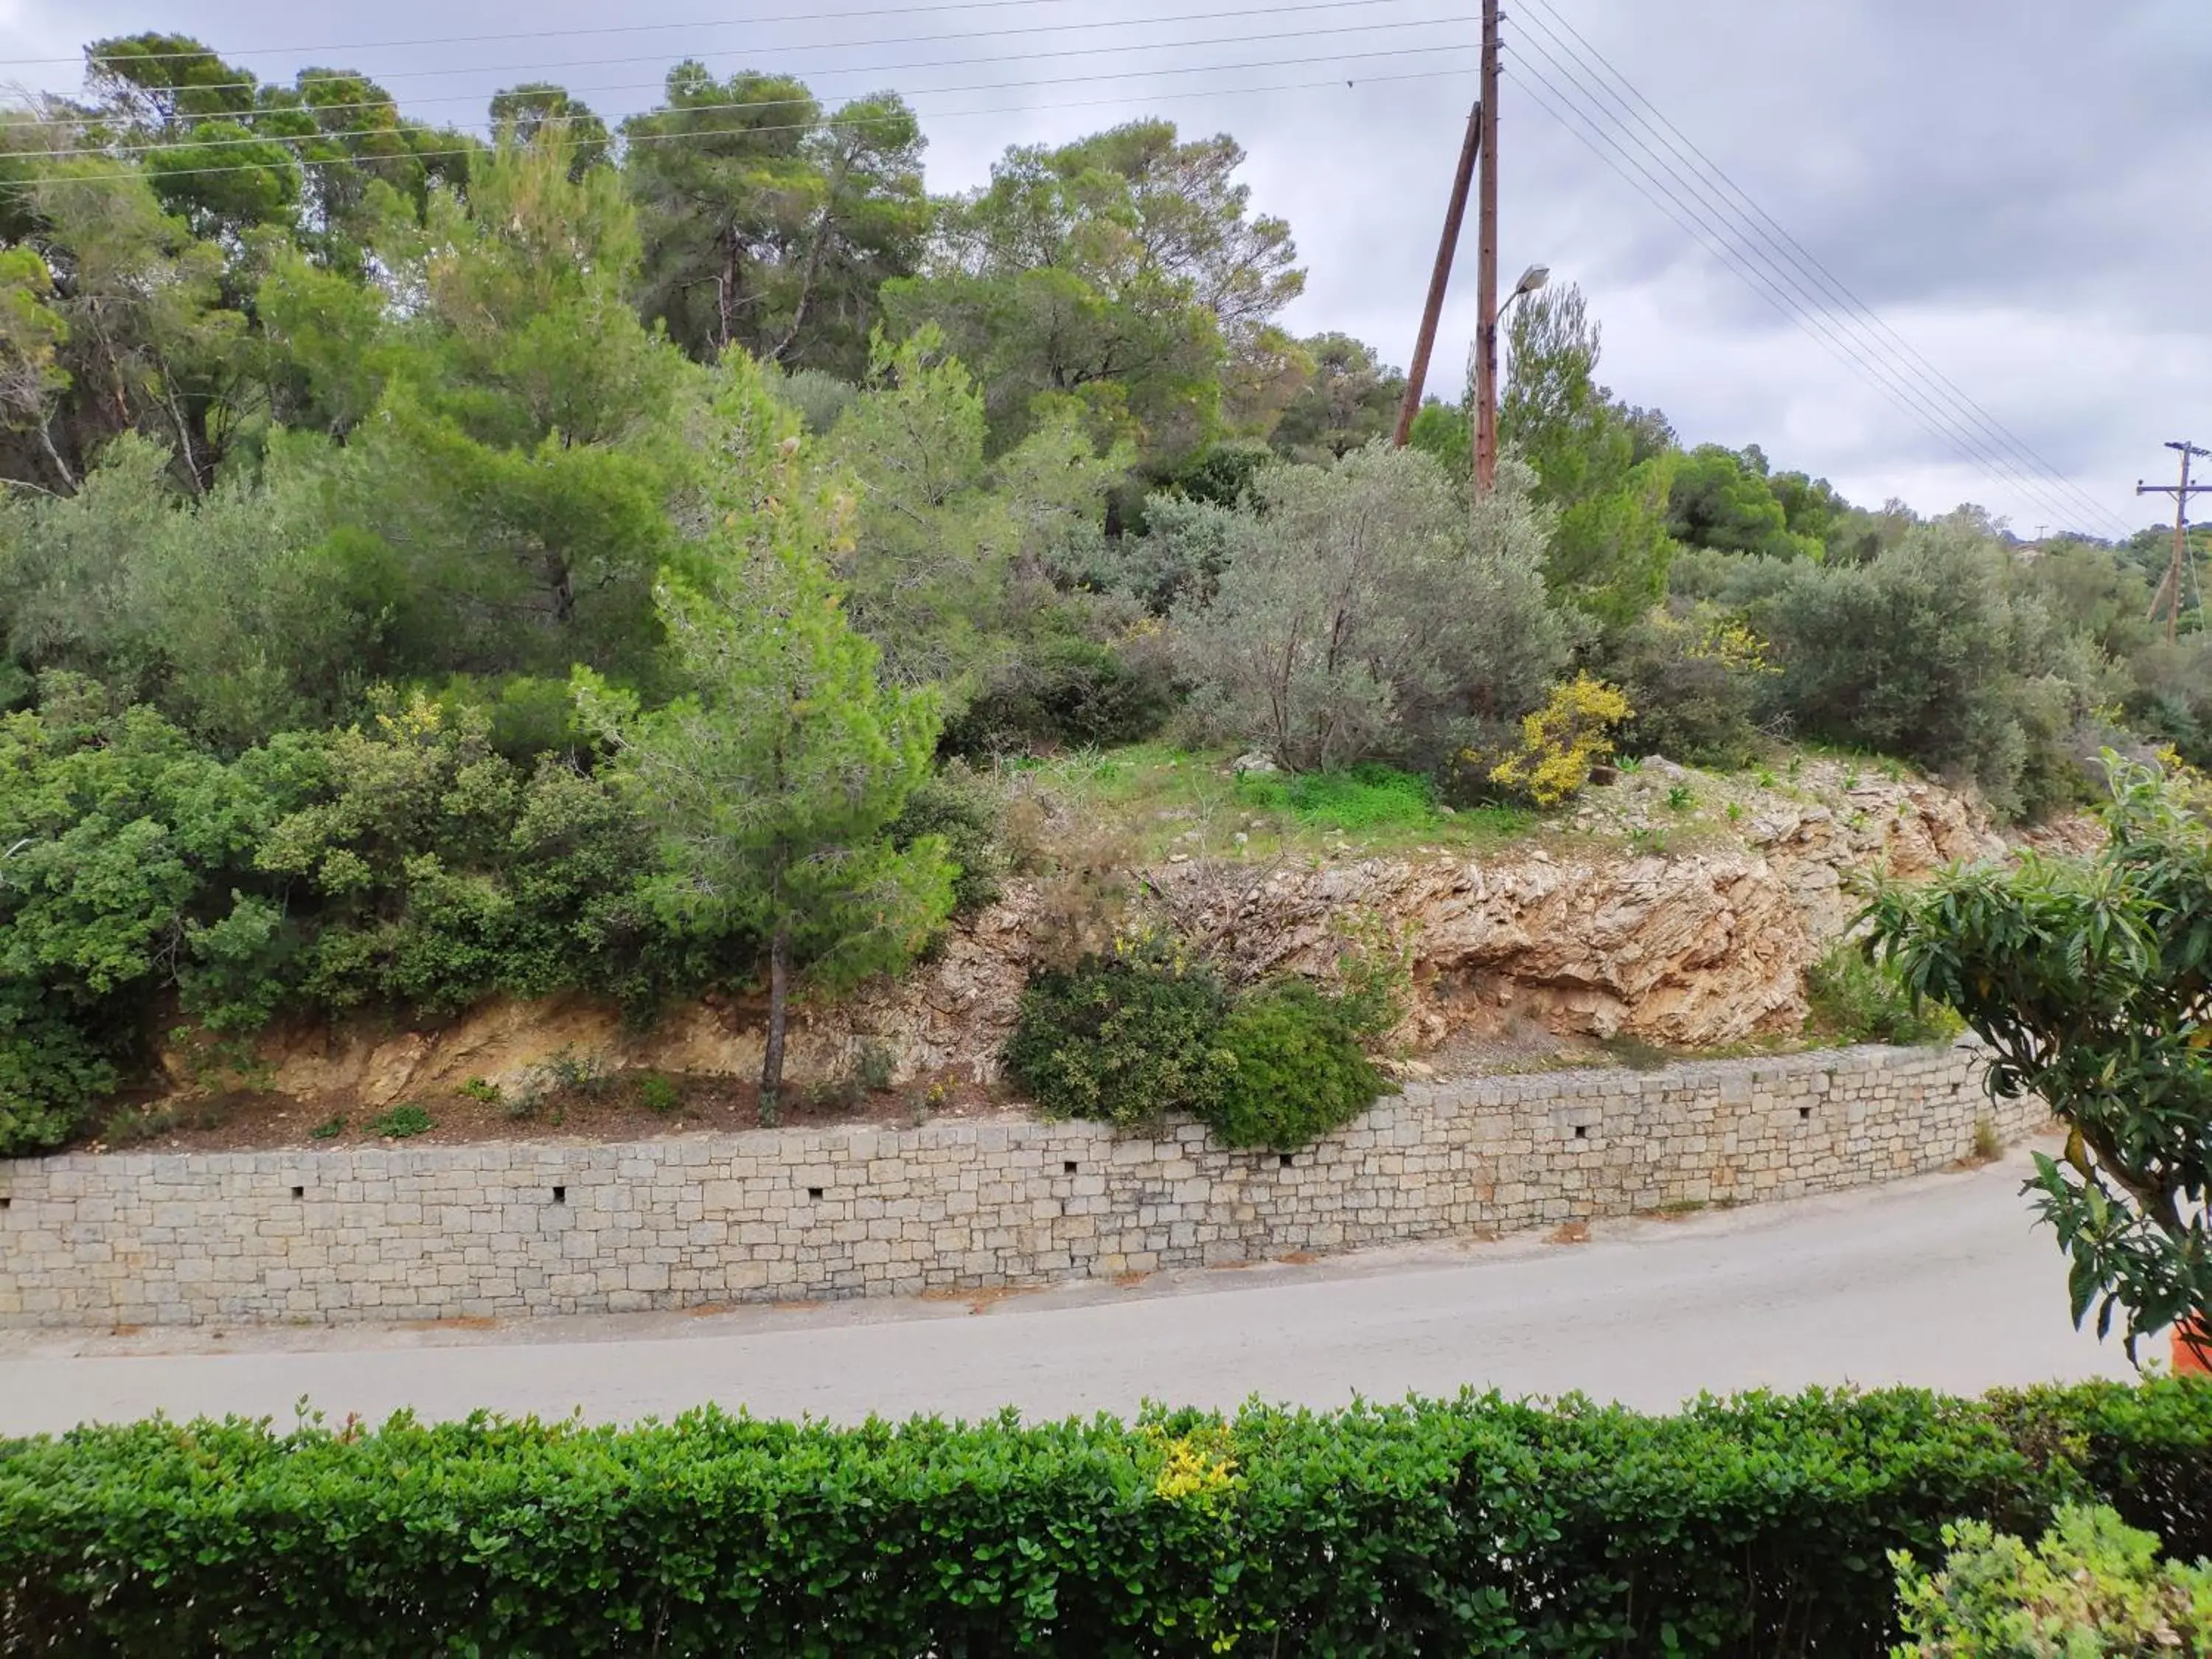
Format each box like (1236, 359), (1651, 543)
(4, 0), (2206, 537)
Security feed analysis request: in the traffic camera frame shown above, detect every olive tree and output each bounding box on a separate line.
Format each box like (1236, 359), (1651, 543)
(1171, 443), (1573, 773)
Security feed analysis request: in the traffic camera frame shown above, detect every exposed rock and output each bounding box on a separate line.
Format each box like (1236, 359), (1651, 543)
(1142, 846), (1806, 1049)
(209, 768), (2092, 1113)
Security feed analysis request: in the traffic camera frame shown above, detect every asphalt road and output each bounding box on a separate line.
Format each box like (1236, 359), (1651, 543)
(0, 1145), (2135, 1436)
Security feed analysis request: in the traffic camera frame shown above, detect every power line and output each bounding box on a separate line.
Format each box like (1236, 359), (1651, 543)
(1502, 55), (2107, 540)
(14, 10), (1473, 153)
(1505, 25), (2105, 536)
(1, 0), (1248, 69)
(1519, 0), (2118, 535)
(1505, 37), (2103, 540)
(24, 0), (1449, 108)
(0, 57), (1480, 189)
(1503, 41), (2120, 539)
(1514, 0), (2121, 538)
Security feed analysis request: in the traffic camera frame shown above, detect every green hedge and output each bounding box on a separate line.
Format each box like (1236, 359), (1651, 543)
(4, 1382), (2208, 1655)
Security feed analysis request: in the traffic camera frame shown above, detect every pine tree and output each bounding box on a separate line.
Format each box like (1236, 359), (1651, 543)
(577, 359), (952, 1121)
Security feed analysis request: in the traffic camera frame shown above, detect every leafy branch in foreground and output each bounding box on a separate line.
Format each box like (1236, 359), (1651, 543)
(1866, 757), (2212, 1360)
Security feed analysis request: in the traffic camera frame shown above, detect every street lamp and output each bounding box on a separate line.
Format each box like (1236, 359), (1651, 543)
(1492, 265), (1549, 403)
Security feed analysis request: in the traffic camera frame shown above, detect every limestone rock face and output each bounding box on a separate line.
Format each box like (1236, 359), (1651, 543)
(229, 771), (2076, 1105)
(1139, 849), (1805, 1048)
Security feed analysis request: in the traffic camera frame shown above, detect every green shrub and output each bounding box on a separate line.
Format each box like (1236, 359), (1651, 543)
(427, 672), (595, 763)
(939, 636), (1172, 757)
(1007, 938), (1391, 1150)
(1203, 981), (1388, 1149)
(888, 765), (1005, 914)
(1806, 938), (1964, 1046)
(1891, 1503), (2212, 1656)
(0, 680), (723, 1152)
(771, 365), (858, 435)
(854, 1040), (897, 1093)
(1003, 933), (1229, 1127)
(1984, 1380), (2212, 1566)
(1761, 520), (2107, 821)
(0, 684), (304, 1154)
(1174, 445), (1573, 775)
(0, 1009), (116, 1157)
(1150, 436), (1278, 508)
(636, 1071), (681, 1115)
(259, 693), (680, 1016)
(1081, 490), (1237, 611)
(366, 1103), (432, 1138)
(6, 1382), (2212, 1655)
(1329, 908), (1418, 1043)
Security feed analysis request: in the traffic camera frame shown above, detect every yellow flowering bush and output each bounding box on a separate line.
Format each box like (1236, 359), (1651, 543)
(1484, 674), (1634, 806)
(1681, 610), (1775, 676)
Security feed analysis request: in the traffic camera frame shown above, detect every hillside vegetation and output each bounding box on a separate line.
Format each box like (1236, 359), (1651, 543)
(0, 33), (2197, 1152)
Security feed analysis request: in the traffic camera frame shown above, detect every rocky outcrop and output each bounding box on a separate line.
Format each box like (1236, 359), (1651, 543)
(1142, 849), (1807, 1049)
(228, 767), (2079, 1107)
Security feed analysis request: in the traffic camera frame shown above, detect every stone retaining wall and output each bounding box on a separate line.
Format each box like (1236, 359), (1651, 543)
(0, 1043), (2045, 1328)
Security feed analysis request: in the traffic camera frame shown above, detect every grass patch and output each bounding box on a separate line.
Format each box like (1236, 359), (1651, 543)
(1234, 763), (1436, 832)
(1597, 1034), (1680, 1072)
(999, 744), (1540, 863)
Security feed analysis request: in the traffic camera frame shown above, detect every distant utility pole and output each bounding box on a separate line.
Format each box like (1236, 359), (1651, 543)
(2138, 441), (2212, 642)
(1471, 0), (1502, 490)
(1392, 102), (1482, 448)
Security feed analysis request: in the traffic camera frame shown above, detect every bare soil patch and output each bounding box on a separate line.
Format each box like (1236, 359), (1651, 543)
(82, 1067), (1015, 1155)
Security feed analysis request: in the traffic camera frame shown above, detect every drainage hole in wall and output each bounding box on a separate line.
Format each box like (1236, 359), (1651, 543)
(1573, 1124), (1588, 1139)
(291, 1186), (305, 1200)
(1063, 1160), (1079, 1175)
(1279, 1152), (1295, 1169)
(1798, 1106), (1812, 1121)
(807, 1186), (824, 1201)
(0, 1197), (10, 1211)
(551, 1186), (566, 1204)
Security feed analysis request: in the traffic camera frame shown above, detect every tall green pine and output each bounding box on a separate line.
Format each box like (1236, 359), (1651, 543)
(577, 360), (952, 1121)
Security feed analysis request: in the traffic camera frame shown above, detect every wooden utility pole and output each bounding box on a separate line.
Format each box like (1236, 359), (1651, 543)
(1392, 102), (1482, 448)
(2138, 441), (2211, 641)
(1471, 0), (1502, 490)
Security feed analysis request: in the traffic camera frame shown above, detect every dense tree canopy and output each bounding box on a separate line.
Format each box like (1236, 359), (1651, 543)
(0, 27), (2200, 1153)
(1269, 333), (1404, 464)
(884, 119), (1303, 464)
(625, 66), (926, 378)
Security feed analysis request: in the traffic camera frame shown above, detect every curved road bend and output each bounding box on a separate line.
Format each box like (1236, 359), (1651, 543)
(0, 1145), (2133, 1436)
